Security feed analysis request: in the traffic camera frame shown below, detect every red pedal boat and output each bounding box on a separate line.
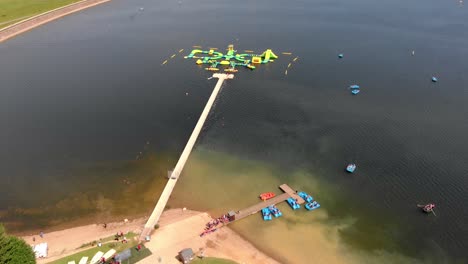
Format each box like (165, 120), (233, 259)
(259, 192), (276, 201)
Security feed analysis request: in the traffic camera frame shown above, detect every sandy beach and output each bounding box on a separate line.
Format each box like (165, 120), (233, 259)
(21, 209), (279, 264)
(141, 209), (280, 264)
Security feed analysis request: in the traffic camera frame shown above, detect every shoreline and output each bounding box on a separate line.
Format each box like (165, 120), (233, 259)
(0, 0), (111, 43)
(21, 208), (280, 264)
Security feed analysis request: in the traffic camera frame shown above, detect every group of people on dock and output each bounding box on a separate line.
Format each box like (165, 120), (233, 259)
(200, 214), (231, 237)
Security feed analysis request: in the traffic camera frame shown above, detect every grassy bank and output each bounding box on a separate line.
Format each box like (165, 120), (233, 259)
(49, 235), (151, 264)
(0, 0), (82, 28)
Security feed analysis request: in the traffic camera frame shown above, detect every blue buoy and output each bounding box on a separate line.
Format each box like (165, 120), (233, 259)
(432, 76), (438, 82)
(338, 53), (344, 58)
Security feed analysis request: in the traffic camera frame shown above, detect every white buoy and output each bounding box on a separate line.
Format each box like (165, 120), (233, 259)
(411, 50), (415, 56)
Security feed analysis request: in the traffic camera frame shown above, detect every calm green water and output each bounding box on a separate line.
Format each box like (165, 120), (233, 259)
(0, 0), (467, 263)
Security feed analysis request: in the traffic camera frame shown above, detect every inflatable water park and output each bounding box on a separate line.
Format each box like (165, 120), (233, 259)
(184, 44), (278, 72)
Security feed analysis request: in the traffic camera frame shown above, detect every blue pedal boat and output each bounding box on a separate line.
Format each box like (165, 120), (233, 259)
(261, 207), (273, 221)
(346, 163), (356, 173)
(298, 191), (314, 203)
(305, 201), (321, 211)
(286, 197), (301, 210)
(268, 205), (283, 218)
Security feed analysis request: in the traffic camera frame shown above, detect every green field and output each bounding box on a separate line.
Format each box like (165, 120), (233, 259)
(48, 232), (151, 264)
(0, 0), (81, 28)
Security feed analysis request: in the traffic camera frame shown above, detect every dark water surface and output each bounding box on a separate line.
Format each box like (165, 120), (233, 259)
(0, 0), (467, 263)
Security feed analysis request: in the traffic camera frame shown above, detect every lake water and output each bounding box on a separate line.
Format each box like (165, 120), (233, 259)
(0, 0), (467, 263)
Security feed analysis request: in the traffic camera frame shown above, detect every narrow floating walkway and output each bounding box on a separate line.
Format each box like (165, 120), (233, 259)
(139, 73), (234, 241)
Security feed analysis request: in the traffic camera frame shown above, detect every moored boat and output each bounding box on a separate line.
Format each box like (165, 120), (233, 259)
(268, 205), (283, 218)
(346, 163), (356, 173)
(286, 197), (301, 210)
(298, 191), (313, 203)
(261, 207), (273, 221)
(259, 192), (276, 201)
(305, 201), (321, 211)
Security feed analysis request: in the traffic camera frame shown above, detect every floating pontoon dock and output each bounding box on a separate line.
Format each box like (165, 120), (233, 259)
(229, 184), (305, 223)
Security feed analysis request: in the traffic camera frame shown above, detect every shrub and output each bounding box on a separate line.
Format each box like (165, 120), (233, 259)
(0, 224), (35, 264)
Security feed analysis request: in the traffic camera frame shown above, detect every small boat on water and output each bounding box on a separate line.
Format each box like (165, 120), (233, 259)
(298, 191), (313, 203)
(418, 203), (436, 215)
(286, 197), (301, 210)
(349, 84), (360, 89)
(351, 89), (360, 95)
(259, 192), (276, 201)
(346, 163), (356, 173)
(432, 76), (438, 82)
(338, 53), (344, 58)
(305, 201), (321, 211)
(261, 207), (273, 221)
(205, 67), (219, 71)
(268, 205), (283, 218)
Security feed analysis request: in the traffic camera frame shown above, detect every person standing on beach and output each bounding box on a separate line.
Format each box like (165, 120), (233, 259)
(39, 231), (44, 238)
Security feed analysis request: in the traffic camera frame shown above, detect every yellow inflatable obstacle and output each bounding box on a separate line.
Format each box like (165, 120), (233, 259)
(260, 49), (278, 63)
(251, 57), (262, 64)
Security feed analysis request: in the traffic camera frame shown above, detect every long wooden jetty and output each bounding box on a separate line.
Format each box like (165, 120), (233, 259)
(230, 184), (305, 223)
(139, 73), (234, 241)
